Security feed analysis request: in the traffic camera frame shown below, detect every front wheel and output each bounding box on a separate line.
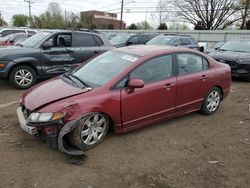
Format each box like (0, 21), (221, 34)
(9, 65), (37, 89)
(69, 113), (109, 151)
(201, 87), (222, 115)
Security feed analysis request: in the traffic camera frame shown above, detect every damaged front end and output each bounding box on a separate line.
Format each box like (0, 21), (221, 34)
(16, 106), (89, 156)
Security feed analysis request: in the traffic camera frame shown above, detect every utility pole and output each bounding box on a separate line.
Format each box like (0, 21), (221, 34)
(24, 0), (35, 27)
(120, 0), (124, 29)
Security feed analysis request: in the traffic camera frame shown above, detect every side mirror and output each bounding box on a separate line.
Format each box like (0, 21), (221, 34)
(215, 47), (219, 50)
(42, 41), (53, 50)
(199, 46), (204, 52)
(128, 79), (144, 89)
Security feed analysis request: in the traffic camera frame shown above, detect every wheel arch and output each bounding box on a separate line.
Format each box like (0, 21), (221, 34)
(8, 62), (38, 79)
(213, 85), (224, 100)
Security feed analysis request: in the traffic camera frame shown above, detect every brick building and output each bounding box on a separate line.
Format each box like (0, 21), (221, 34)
(80, 10), (126, 29)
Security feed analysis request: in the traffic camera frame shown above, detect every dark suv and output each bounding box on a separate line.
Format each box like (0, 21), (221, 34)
(146, 35), (200, 50)
(110, 33), (156, 48)
(0, 30), (112, 89)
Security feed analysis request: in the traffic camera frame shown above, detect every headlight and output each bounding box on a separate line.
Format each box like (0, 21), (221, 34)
(27, 112), (65, 123)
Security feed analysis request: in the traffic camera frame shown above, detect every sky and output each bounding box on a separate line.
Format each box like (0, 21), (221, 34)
(0, 0), (160, 26)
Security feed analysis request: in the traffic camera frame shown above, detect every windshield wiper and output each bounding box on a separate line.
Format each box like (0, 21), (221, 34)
(63, 72), (77, 84)
(70, 74), (90, 87)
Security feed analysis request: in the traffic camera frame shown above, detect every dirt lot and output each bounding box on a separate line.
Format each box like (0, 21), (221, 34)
(0, 79), (249, 188)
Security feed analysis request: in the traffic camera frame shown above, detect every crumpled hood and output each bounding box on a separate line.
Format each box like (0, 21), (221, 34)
(22, 77), (91, 111)
(209, 51), (250, 62)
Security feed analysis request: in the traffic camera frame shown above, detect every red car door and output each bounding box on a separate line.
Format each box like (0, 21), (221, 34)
(176, 52), (213, 112)
(120, 54), (177, 131)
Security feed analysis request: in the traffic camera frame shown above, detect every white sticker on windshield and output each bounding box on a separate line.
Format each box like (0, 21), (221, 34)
(122, 55), (138, 62)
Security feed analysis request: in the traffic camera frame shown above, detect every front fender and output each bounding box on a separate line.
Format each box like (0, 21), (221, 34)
(58, 113), (93, 156)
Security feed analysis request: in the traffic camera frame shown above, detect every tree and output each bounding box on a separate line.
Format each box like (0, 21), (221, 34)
(240, 0), (250, 29)
(137, 21), (153, 30)
(246, 19), (250, 29)
(12, 14), (28, 27)
(157, 23), (168, 30)
(0, 17), (7, 26)
(174, 0), (241, 30)
(127, 23), (138, 30)
(168, 22), (190, 30)
(194, 21), (206, 30)
(151, 0), (173, 28)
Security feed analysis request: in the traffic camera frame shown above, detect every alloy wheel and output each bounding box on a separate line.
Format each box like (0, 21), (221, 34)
(206, 90), (220, 112)
(14, 69), (33, 87)
(81, 114), (107, 146)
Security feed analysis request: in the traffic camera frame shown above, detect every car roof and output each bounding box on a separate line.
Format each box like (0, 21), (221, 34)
(114, 45), (194, 57)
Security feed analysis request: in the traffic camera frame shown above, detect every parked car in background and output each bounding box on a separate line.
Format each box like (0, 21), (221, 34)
(105, 33), (117, 40)
(0, 28), (36, 38)
(0, 29), (112, 89)
(208, 40), (250, 82)
(205, 42), (226, 54)
(146, 35), (200, 51)
(17, 45), (231, 155)
(110, 33), (156, 48)
(0, 33), (32, 47)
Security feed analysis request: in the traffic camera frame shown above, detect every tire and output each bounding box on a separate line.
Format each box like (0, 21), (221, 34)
(68, 113), (109, 151)
(9, 65), (37, 89)
(201, 87), (222, 115)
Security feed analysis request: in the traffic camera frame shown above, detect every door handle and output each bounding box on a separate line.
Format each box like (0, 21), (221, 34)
(164, 83), (175, 90)
(200, 75), (209, 81)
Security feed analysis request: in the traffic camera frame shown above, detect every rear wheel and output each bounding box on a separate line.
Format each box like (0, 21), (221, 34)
(201, 87), (221, 115)
(69, 113), (109, 151)
(9, 65), (37, 89)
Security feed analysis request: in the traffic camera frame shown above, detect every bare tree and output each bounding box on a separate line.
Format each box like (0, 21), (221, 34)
(174, 0), (241, 30)
(151, 0), (173, 28)
(240, 0), (250, 29)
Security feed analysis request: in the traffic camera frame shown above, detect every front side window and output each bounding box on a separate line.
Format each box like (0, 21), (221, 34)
(128, 36), (139, 45)
(177, 53), (209, 76)
(130, 55), (173, 84)
(43, 33), (72, 47)
(180, 38), (191, 45)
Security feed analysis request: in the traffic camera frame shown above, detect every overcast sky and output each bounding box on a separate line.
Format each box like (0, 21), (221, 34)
(0, 0), (159, 26)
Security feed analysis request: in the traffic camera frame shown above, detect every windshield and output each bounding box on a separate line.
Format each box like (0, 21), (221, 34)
(72, 51), (139, 87)
(219, 41), (250, 53)
(20, 32), (51, 47)
(146, 36), (172, 45)
(110, 34), (131, 45)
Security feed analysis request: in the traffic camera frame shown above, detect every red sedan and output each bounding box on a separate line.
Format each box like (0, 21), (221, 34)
(17, 45), (231, 155)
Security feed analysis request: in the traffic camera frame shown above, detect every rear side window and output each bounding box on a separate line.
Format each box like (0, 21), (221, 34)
(13, 30), (25, 34)
(76, 33), (98, 47)
(180, 38), (191, 45)
(27, 31), (36, 35)
(93, 35), (104, 46)
(130, 55), (173, 84)
(128, 36), (139, 44)
(140, 35), (149, 44)
(1, 30), (13, 37)
(177, 53), (209, 76)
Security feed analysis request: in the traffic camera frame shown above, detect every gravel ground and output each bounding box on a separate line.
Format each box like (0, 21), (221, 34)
(0, 79), (249, 188)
